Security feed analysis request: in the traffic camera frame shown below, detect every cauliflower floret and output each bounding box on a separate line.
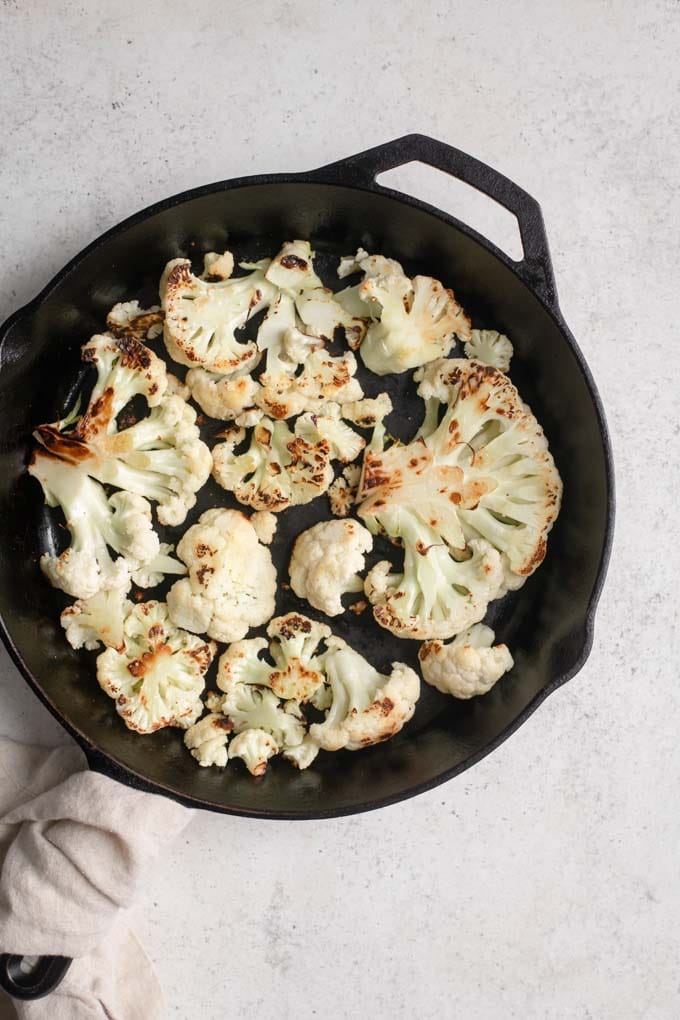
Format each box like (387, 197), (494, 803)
(264, 240), (323, 293)
(281, 325), (324, 364)
(265, 614), (330, 700)
(167, 508), (276, 643)
(341, 393), (393, 428)
(309, 637), (420, 752)
(295, 408), (365, 464)
(294, 350), (364, 408)
(33, 342), (212, 529)
(96, 601), (216, 734)
(464, 330), (514, 373)
(184, 712), (232, 767)
(335, 250), (405, 341)
(87, 394), (212, 526)
(60, 584), (132, 651)
(337, 248), (405, 280)
(165, 373), (191, 400)
(219, 685), (306, 749)
(78, 334), (168, 437)
(131, 543), (187, 589)
(106, 302), (164, 341)
(186, 363), (261, 422)
(364, 536), (505, 641)
(203, 251), (235, 280)
(419, 624), (514, 698)
(211, 417), (335, 511)
(289, 520), (373, 617)
(357, 359), (562, 638)
(229, 729), (278, 776)
(358, 273), (472, 375)
(250, 510), (277, 545)
(252, 295), (364, 420)
(29, 448), (159, 599)
(216, 614), (330, 702)
(161, 255), (277, 372)
(328, 464), (362, 518)
(282, 737), (319, 770)
(295, 287), (367, 350)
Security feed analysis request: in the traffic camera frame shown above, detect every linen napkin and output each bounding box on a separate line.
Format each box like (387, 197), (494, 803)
(0, 738), (193, 1019)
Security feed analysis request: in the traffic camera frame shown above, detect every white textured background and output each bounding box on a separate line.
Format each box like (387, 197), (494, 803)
(1, 2), (679, 1018)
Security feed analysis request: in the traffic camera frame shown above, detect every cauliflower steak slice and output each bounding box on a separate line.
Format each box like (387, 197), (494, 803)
(357, 358), (562, 639)
(161, 253), (277, 372)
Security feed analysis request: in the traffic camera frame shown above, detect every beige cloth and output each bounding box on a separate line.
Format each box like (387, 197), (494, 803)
(0, 739), (193, 1019)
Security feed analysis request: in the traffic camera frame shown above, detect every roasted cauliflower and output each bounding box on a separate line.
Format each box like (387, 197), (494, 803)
(358, 358), (562, 638)
(96, 601), (217, 734)
(419, 623), (514, 698)
(289, 519), (373, 617)
(167, 508), (276, 643)
(309, 637), (420, 751)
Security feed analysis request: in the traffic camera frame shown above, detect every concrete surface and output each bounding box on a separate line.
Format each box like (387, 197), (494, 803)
(1, 1), (678, 1017)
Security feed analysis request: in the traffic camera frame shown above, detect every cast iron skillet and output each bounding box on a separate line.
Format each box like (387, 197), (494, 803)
(0, 136), (613, 1000)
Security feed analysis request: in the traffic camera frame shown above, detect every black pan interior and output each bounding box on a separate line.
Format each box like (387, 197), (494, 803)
(0, 181), (610, 817)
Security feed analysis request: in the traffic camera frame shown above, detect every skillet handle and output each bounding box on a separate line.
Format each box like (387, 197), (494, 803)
(0, 953), (72, 1000)
(309, 133), (558, 309)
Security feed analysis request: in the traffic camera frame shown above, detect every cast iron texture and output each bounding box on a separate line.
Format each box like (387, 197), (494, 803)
(0, 136), (614, 823)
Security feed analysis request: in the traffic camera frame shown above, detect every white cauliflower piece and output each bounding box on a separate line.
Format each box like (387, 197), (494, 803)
(341, 393), (393, 428)
(253, 294), (364, 420)
(131, 543), (187, 589)
(250, 510), (277, 545)
(161, 255), (277, 372)
(295, 408), (365, 464)
(358, 358), (562, 638)
(337, 248), (405, 280)
(29, 447), (159, 599)
(264, 240), (323, 293)
(281, 325), (324, 364)
(211, 417), (335, 511)
(167, 508), (276, 643)
(295, 287), (367, 350)
(106, 302), (164, 341)
(289, 520), (373, 617)
(216, 614), (330, 702)
(186, 363), (261, 422)
(78, 334), (168, 436)
(328, 464), (361, 518)
(282, 737), (319, 770)
(464, 330), (514, 373)
(364, 537), (505, 641)
(203, 250), (235, 280)
(60, 584), (132, 651)
(96, 601), (217, 734)
(220, 685), (306, 749)
(184, 712), (232, 767)
(419, 623), (514, 698)
(229, 729), (278, 776)
(33, 334), (211, 529)
(358, 272), (472, 375)
(309, 637), (420, 752)
(89, 393), (212, 526)
(265, 614), (330, 700)
(165, 373), (191, 400)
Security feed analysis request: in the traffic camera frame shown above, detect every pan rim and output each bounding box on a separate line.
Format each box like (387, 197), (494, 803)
(0, 171), (615, 819)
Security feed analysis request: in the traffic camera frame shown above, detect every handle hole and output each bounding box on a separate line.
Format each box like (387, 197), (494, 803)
(376, 162), (524, 261)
